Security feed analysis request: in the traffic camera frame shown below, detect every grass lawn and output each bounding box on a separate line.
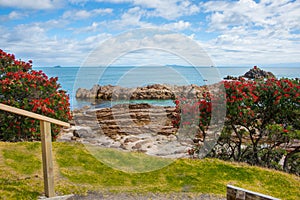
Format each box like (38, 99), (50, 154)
(0, 142), (299, 199)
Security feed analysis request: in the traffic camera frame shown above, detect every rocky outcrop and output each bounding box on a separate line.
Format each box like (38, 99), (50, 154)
(243, 66), (275, 79)
(76, 84), (207, 100)
(75, 84), (101, 99)
(224, 66), (276, 80)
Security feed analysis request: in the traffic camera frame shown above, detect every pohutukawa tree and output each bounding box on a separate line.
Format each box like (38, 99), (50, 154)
(173, 73), (300, 174)
(0, 49), (72, 141)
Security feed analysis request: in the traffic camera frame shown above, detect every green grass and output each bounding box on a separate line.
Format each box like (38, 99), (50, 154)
(0, 142), (299, 199)
(86, 145), (174, 173)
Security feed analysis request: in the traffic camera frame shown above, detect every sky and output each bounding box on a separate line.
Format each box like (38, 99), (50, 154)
(0, 0), (299, 67)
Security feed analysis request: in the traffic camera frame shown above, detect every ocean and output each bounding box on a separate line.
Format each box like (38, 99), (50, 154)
(33, 66), (300, 110)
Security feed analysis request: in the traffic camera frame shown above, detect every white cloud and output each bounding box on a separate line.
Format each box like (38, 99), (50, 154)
(93, 8), (113, 15)
(0, 0), (63, 9)
(63, 10), (91, 19)
(203, 0), (300, 32)
(0, 11), (27, 21)
(96, 0), (200, 20)
(68, 0), (89, 5)
(199, 0), (300, 65)
(13, 24), (47, 42)
(0, 22), (111, 66)
(40, 19), (70, 30)
(63, 8), (113, 20)
(72, 22), (100, 33)
(120, 7), (145, 25)
(82, 29), (214, 68)
(8, 11), (25, 20)
(101, 7), (153, 30)
(101, 6), (192, 31)
(133, 0), (200, 19)
(82, 33), (112, 45)
(163, 20), (191, 31)
(203, 29), (300, 66)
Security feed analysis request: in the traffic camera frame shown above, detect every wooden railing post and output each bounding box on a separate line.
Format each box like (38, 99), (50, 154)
(0, 103), (70, 198)
(40, 120), (55, 198)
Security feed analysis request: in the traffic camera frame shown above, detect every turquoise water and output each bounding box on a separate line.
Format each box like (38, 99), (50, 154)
(33, 66), (300, 109)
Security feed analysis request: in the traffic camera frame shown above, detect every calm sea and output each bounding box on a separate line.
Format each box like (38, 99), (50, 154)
(33, 66), (300, 110)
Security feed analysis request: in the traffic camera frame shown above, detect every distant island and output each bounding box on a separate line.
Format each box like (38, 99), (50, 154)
(53, 65), (62, 68)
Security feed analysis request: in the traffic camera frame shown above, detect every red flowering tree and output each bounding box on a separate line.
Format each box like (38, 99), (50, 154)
(0, 49), (71, 141)
(173, 94), (212, 149)
(218, 78), (299, 166)
(173, 76), (300, 174)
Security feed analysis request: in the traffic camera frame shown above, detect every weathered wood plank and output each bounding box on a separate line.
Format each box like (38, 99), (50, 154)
(40, 121), (55, 197)
(0, 103), (70, 127)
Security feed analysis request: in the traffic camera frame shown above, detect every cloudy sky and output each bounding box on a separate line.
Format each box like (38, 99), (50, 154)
(0, 0), (299, 67)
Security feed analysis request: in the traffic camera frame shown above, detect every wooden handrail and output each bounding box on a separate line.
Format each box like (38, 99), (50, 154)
(0, 102), (71, 198)
(0, 103), (70, 127)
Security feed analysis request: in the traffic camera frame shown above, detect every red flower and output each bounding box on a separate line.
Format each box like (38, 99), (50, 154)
(183, 121), (191, 125)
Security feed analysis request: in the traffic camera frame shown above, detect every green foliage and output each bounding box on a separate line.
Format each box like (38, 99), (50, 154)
(0, 49), (72, 141)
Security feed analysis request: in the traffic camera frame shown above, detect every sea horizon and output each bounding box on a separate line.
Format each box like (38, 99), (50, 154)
(33, 65), (300, 110)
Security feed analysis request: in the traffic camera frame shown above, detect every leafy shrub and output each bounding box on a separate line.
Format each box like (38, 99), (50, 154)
(0, 49), (71, 141)
(173, 73), (300, 174)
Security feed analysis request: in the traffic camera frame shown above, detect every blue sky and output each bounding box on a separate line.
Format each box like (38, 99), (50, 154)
(0, 0), (299, 67)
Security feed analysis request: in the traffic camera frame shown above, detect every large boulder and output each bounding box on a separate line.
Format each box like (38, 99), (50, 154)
(76, 84), (101, 98)
(243, 66), (275, 79)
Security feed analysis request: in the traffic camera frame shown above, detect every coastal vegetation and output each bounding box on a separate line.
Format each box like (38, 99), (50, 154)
(173, 73), (300, 175)
(0, 49), (71, 141)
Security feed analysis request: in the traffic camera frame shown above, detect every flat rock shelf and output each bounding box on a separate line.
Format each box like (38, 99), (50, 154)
(59, 103), (196, 158)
